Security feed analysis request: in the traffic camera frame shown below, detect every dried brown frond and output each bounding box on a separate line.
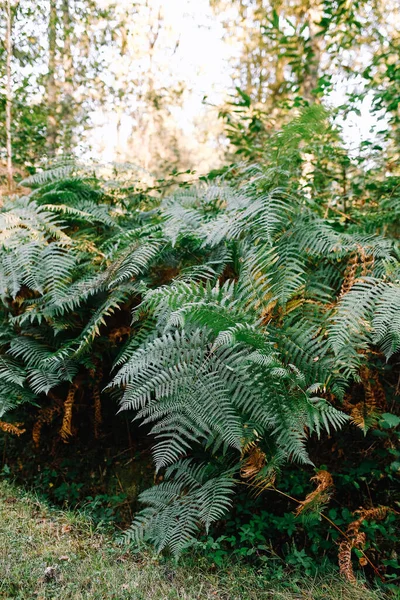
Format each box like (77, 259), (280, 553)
(344, 368), (386, 431)
(338, 540), (357, 584)
(89, 365), (103, 439)
(32, 405), (61, 447)
(339, 506), (390, 584)
(295, 470), (334, 516)
(241, 444), (266, 481)
(359, 245), (374, 277)
(351, 506), (390, 534)
(260, 297), (277, 324)
(60, 383), (78, 441)
(340, 245), (374, 298)
(240, 443), (277, 493)
(109, 326), (131, 344)
(241, 439), (257, 455)
(340, 251), (359, 297)
(0, 421), (25, 436)
(74, 239), (106, 261)
(360, 367), (386, 411)
(346, 399), (378, 431)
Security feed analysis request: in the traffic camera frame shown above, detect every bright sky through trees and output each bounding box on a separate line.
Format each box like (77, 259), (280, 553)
(87, 0), (233, 166)
(87, 0), (391, 166)
(1, 0), (399, 180)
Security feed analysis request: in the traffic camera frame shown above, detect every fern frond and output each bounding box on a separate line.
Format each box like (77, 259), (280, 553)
(124, 460), (235, 556)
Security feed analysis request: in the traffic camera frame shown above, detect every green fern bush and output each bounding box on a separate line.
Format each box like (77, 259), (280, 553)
(1, 111), (399, 556)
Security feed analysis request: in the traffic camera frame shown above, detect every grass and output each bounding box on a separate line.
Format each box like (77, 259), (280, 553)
(0, 480), (388, 600)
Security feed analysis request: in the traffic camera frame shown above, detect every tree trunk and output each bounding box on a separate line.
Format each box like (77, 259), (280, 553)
(46, 0), (58, 157)
(270, 0), (285, 103)
(301, 0), (322, 103)
(142, 2), (161, 171)
(5, 0), (13, 192)
(62, 0), (74, 154)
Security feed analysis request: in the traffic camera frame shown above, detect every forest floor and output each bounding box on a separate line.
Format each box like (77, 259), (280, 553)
(0, 480), (387, 600)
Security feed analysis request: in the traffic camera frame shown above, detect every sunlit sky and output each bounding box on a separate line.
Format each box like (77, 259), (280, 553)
(88, 0), (234, 163)
(87, 0), (387, 164)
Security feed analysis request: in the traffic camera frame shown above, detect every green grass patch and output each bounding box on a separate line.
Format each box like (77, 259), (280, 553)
(0, 480), (388, 600)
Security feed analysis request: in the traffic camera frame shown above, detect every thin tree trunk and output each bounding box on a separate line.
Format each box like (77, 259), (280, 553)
(255, 0), (264, 103)
(270, 0), (285, 104)
(62, 0), (74, 153)
(143, 3), (161, 171)
(302, 0), (322, 103)
(46, 0), (58, 157)
(5, 0), (13, 192)
(303, 37), (321, 102)
(238, 0), (253, 98)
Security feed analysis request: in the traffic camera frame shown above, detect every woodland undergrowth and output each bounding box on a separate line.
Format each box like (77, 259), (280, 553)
(0, 107), (399, 593)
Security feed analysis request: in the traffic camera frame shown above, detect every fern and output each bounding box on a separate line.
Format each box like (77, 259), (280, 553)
(124, 460), (236, 555)
(1, 113), (399, 558)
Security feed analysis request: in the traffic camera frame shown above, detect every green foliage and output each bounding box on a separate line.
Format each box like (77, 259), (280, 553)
(195, 453), (400, 590)
(0, 109), (399, 569)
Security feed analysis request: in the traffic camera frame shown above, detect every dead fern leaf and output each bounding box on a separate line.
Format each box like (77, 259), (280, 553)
(344, 368), (386, 432)
(340, 251), (359, 298)
(93, 384), (102, 439)
(349, 507), (390, 536)
(60, 383), (78, 441)
(360, 367), (386, 411)
(338, 540), (357, 584)
(0, 421), (25, 436)
(359, 246), (374, 277)
(295, 470), (334, 516)
(346, 399), (379, 432)
(240, 443), (277, 493)
(109, 326), (131, 344)
(340, 246), (374, 298)
(32, 405), (61, 447)
(260, 298), (278, 324)
(338, 506), (390, 584)
(241, 444), (266, 481)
